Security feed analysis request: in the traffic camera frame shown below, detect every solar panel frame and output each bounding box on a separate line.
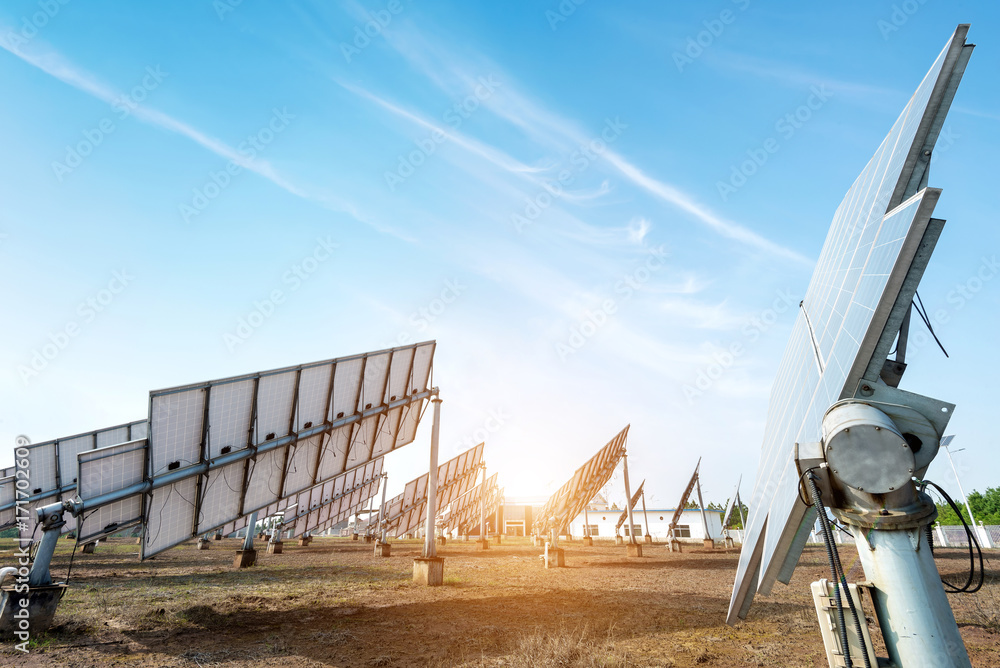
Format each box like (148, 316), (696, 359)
(440, 473), (501, 535)
(125, 342), (436, 558)
(4, 420), (147, 540)
(729, 26), (973, 623)
(382, 443), (484, 537)
(76, 439), (146, 543)
(534, 426), (629, 536)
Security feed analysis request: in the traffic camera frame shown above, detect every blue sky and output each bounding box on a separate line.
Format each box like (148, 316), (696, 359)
(1, 1), (998, 509)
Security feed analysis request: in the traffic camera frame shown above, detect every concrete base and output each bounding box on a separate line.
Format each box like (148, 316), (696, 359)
(544, 544), (565, 569)
(374, 542), (391, 557)
(214, 533), (222, 541)
(532, 535), (542, 547)
(413, 557), (445, 586)
(352, 533), (359, 541)
(644, 534), (653, 544)
(615, 536), (624, 546)
(197, 539), (210, 550)
(462, 535), (470, 542)
(437, 536), (447, 546)
(298, 536), (312, 546)
(669, 539), (682, 552)
(266, 541), (283, 555)
(0, 584), (69, 637)
(234, 549), (257, 568)
(81, 542), (96, 554)
(703, 539), (715, 550)
(364, 535), (374, 544)
(65, 533), (76, 540)
(627, 543), (643, 557)
(582, 537), (593, 546)
(492, 535), (502, 545)
(135, 537), (143, 545)
(476, 539), (490, 550)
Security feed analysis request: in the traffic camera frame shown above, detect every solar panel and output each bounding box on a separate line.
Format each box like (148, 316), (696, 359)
(729, 26), (973, 623)
(135, 342), (435, 557)
(1, 420), (147, 539)
(292, 458), (384, 537)
(615, 480), (644, 533)
(0, 475), (15, 531)
(382, 443), (484, 537)
(668, 459), (700, 538)
(440, 472), (501, 535)
(76, 439), (146, 543)
(534, 426), (629, 536)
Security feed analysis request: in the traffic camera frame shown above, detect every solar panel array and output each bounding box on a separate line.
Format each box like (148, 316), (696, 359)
(0, 420), (147, 538)
(615, 480), (644, 532)
(668, 459), (700, 537)
(382, 442), (484, 538)
(60, 342), (435, 558)
(0, 473), (15, 531)
(533, 425), (629, 536)
(440, 472), (501, 535)
(729, 26), (973, 623)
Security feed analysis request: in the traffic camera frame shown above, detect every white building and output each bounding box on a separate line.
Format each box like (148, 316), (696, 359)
(567, 507), (724, 542)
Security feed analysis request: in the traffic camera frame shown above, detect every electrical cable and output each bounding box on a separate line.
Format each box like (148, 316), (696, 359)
(921, 479), (984, 593)
(912, 292), (949, 358)
(807, 473), (857, 668)
(807, 470), (872, 668)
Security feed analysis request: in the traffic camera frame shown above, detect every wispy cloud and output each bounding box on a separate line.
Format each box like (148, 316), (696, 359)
(373, 24), (812, 264)
(0, 32), (407, 237)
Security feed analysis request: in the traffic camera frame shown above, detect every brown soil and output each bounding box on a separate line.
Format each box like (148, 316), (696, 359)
(0, 536), (997, 667)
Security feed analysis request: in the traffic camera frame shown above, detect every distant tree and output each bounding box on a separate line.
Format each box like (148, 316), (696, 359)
(935, 486), (1000, 526)
(717, 497), (749, 529)
(684, 499), (698, 509)
(611, 503), (620, 510)
(0, 527), (15, 539)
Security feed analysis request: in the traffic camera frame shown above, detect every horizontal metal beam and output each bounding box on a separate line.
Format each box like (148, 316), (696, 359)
(51, 387), (439, 519)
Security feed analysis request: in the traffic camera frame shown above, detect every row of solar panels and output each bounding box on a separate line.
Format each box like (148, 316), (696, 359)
(1, 342), (439, 558)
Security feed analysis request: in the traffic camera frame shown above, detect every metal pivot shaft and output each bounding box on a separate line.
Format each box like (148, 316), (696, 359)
(242, 511), (257, 551)
(622, 453), (636, 544)
(423, 397), (442, 558)
(695, 475), (711, 541)
(480, 464), (486, 540)
(641, 490), (650, 538)
(378, 473), (388, 543)
(818, 400), (971, 668)
(29, 506), (66, 586)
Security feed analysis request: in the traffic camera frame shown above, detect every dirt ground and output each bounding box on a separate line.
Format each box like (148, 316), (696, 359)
(0, 535), (997, 667)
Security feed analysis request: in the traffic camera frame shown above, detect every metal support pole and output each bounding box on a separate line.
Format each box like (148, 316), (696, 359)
(479, 464), (486, 540)
(423, 397), (442, 558)
(242, 511), (257, 551)
(28, 512), (65, 586)
(736, 493), (746, 535)
(853, 527), (971, 667)
(378, 473), (388, 543)
(495, 497), (501, 538)
(695, 474), (711, 541)
(584, 506), (589, 537)
(641, 490), (650, 538)
(942, 442), (984, 544)
(622, 453), (637, 544)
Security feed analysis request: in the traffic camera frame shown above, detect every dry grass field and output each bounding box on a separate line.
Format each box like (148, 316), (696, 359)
(0, 536), (998, 667)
